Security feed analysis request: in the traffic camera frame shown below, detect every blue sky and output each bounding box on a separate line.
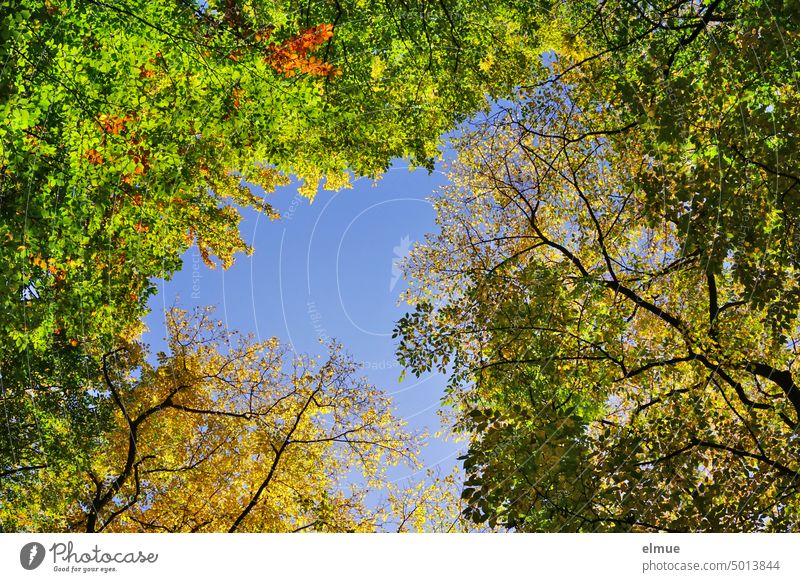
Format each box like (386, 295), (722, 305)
(143, 158), (461, 480)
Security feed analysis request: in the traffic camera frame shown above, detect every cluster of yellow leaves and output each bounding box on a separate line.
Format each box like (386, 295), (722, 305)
(74, 308), (423, 533)
(380, 467), (495, 533)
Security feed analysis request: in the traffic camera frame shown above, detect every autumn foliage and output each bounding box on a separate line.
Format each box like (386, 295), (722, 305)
(264, 24), (337, 78)
(5, 0), (799, 535)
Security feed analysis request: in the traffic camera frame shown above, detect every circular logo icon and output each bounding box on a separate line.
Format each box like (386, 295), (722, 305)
(20, 542), (46, 570)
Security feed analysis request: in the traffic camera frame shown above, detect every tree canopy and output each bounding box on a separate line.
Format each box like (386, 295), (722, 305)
(3, 0), (800, 534)
(2, 307), (418, 532)
(535, 0), (800, 330)
(392, 0), (800, 533)
(0, 0), (542, 357)
(1, 1), (541, 531)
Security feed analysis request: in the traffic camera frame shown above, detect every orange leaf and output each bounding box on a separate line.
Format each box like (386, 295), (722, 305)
(84, 149), (103, 165)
